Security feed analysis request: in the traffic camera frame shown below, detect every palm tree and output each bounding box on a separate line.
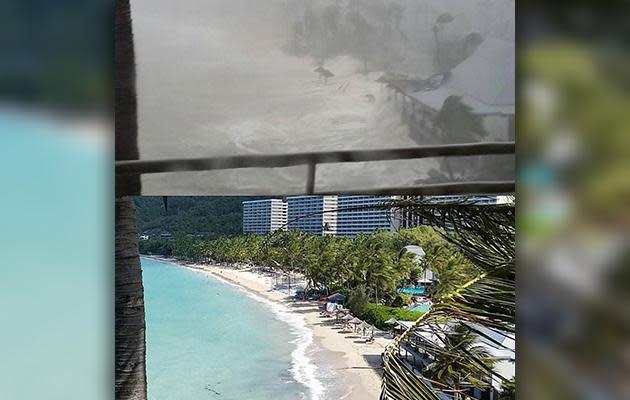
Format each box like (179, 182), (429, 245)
(115, 1), (147, 399)
(115, 0), (140, 196)
(498, 377), (515, 400)
(423, 324), (496, 400)
(115, 198), (147, 400)
(380, 200), (515, 400)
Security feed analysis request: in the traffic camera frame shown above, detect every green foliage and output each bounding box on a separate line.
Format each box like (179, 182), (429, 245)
(136, 222), (478, 311)
(346, 285), (369, 316)
(391, 293), (410, 308)
(359, 303), (424, 330)
(381, 200), (515, 400)
(423, 324), (497, 391)
(139, 239), (173, 256)
(134, 196), (266, 240)
(499, 377), (516, 400)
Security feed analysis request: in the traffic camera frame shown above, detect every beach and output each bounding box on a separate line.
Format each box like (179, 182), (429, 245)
(145, 256), (389, 400)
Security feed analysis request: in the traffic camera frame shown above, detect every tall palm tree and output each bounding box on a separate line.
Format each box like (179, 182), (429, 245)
(115, 198), (147, 400)
(115, 0), (146, 399)
(423, 324), (496, 400)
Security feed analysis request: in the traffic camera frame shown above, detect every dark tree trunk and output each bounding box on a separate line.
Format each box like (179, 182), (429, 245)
(115, 197), (147, 400)
(116, 0), (141, 196)
(115, 0), (146, 398)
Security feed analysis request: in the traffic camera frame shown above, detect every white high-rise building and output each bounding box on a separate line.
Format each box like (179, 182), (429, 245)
(335, 195), (400, 237)
(287, 196), (337, 236)
(242, 199), (287, 235)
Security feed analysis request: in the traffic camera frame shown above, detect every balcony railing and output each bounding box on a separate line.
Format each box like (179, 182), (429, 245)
(116, 141), (515, 195)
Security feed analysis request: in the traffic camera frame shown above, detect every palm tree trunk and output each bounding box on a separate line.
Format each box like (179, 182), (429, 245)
(115, 197), (147, 399)
(116, 0), (141, 196)
(116, 0), (146, 398)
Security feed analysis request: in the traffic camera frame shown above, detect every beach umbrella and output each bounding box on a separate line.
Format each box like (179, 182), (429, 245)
(349, 317), (363, 331)
(327, 293), (345, 303)
(349, 317), (362, 332)
(342, 314), (354, 321)
(385, 318), (398, 325)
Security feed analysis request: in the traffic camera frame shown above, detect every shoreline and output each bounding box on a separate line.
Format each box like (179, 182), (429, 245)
(142, 255), (389, 400)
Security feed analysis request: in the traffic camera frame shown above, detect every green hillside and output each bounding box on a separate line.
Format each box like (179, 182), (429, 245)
(134, 196), (265, 239)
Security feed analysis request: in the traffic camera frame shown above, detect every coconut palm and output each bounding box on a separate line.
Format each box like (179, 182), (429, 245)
(115, 0), (147, 399)
(115, 0), (140, 196)
(423, 324), (497, 399)
(115, 197), (147, 400)
(499, 377), (515, 400)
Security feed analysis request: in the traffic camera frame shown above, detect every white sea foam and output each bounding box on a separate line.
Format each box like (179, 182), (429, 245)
(203, 271), (325, 400)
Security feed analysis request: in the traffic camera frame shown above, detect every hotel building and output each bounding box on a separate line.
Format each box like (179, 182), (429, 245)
(335, 195), (401, 237)
(242, 195), (511, 236)
(242, 199), (287, 234)
(287, 196), (337, 236)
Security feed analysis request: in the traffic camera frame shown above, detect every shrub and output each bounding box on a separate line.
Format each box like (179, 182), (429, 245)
(390, 293), (410, 308)
(346, 285), (369, 316)
(358, 303), (424, 330)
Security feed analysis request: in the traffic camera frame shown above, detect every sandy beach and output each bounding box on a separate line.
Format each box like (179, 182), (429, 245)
(146, 256), (389, 400)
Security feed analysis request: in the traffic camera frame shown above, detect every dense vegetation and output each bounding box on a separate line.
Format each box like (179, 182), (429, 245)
(134, 196), (265, 240)
(360, 303), (424, 330)
(141, 225), (481, 325)
(378, 200), (515, 400)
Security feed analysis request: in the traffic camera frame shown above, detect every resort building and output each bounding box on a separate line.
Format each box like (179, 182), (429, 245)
(242, 195), (511, 236)
(335, 196), (401, 237)
(397, 195), (423, 229)
(287, 196), (338, 236)
(242, 199), (287, 235)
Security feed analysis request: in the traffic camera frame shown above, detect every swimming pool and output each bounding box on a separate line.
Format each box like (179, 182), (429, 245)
(409, 304), (431, 313)
(399, 287), (426, 295)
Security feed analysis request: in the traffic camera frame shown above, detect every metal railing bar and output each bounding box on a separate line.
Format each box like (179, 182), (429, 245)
(312, 181), (515, 196)
(115, 142), (514, 175)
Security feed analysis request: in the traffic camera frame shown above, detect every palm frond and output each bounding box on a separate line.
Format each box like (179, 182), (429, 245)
(381, 200), (515, 400)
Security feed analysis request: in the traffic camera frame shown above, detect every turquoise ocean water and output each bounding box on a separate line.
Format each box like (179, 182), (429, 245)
(143, 258), (324, 400)
(0, 112), (109, 399)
